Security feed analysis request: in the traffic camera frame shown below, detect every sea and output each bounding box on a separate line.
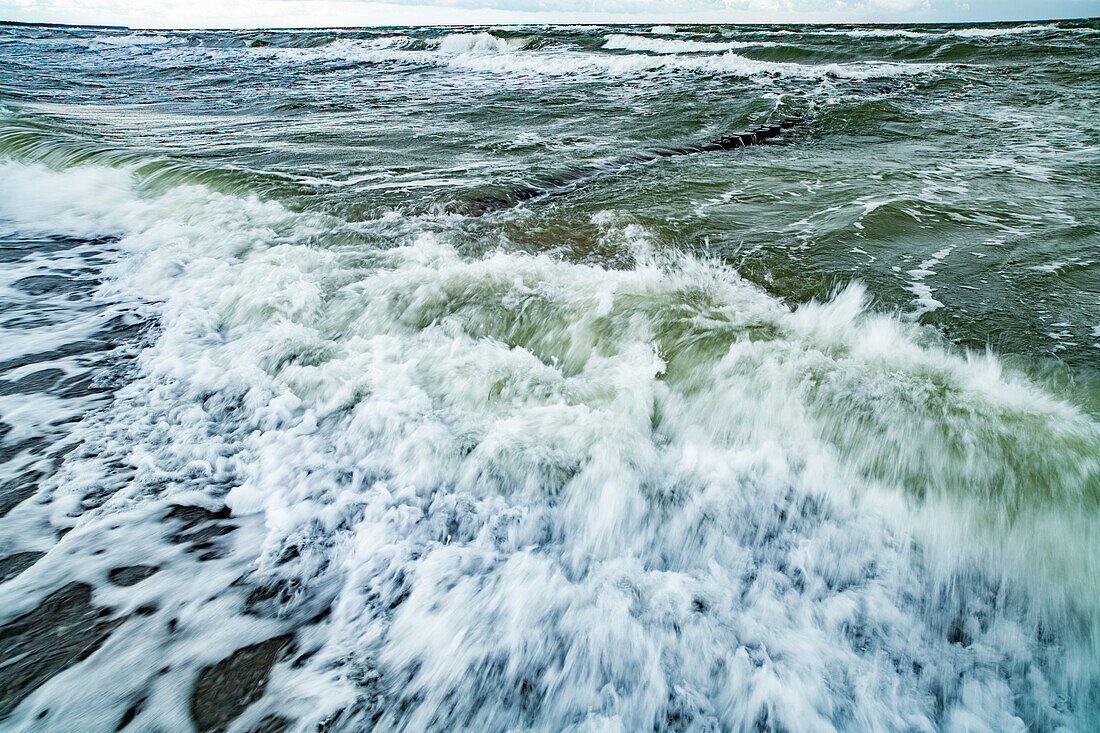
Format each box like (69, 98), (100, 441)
(0, 19), (1098, 732)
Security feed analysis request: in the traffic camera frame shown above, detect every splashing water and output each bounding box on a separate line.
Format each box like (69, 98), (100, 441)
(1, 20), (1099, 732)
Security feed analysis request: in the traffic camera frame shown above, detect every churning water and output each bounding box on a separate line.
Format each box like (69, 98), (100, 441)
(0, 19), (1099, 732)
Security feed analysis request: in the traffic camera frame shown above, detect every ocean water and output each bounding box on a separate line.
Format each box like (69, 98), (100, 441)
(0, 19), (1099, 732)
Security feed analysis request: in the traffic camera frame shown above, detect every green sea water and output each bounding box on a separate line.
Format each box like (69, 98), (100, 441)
(0, 20), (1098, 731)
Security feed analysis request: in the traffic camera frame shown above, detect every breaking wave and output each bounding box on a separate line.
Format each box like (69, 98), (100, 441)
(0, 154), (1097, 729)
(265, 38), (946, 79)
(602, 33), (776, 53)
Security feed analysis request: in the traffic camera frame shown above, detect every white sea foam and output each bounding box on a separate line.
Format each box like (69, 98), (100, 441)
(0, 159), (1096, 729)
(603, 34), (776, 53)
(904, 245), (953, 315)
(434, 32), (530, 53)
(723, 24), (1085, 40)
(90, 34), (173, 47)
(948, 25), (1055, 38)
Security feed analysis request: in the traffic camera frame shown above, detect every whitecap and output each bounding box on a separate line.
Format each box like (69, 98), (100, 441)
(603, 33), (776, 53)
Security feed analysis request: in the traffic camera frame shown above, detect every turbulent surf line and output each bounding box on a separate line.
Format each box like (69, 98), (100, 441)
(601, 34), (778, 53)
(259, 37), (948, 80)
(460, 115), (806, 214)
(0, 157), (1098, 731)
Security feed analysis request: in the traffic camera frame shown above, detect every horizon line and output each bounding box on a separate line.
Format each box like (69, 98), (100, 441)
(2, 16), (1098, 32)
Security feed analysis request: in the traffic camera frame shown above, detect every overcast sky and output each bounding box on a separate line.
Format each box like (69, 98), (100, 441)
(1, 0), (1097, 28)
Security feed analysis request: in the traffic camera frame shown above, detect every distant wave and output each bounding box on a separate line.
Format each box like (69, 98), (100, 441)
(432, 32), (532, 53)
(603, 33), (776, 53)
(266, 38), (947, 81)
(90, 34), (172, 46)
(725, 23), (1091, 40)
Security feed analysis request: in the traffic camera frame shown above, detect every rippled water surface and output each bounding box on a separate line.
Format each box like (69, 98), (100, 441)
(1, 20), (1099, 732)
